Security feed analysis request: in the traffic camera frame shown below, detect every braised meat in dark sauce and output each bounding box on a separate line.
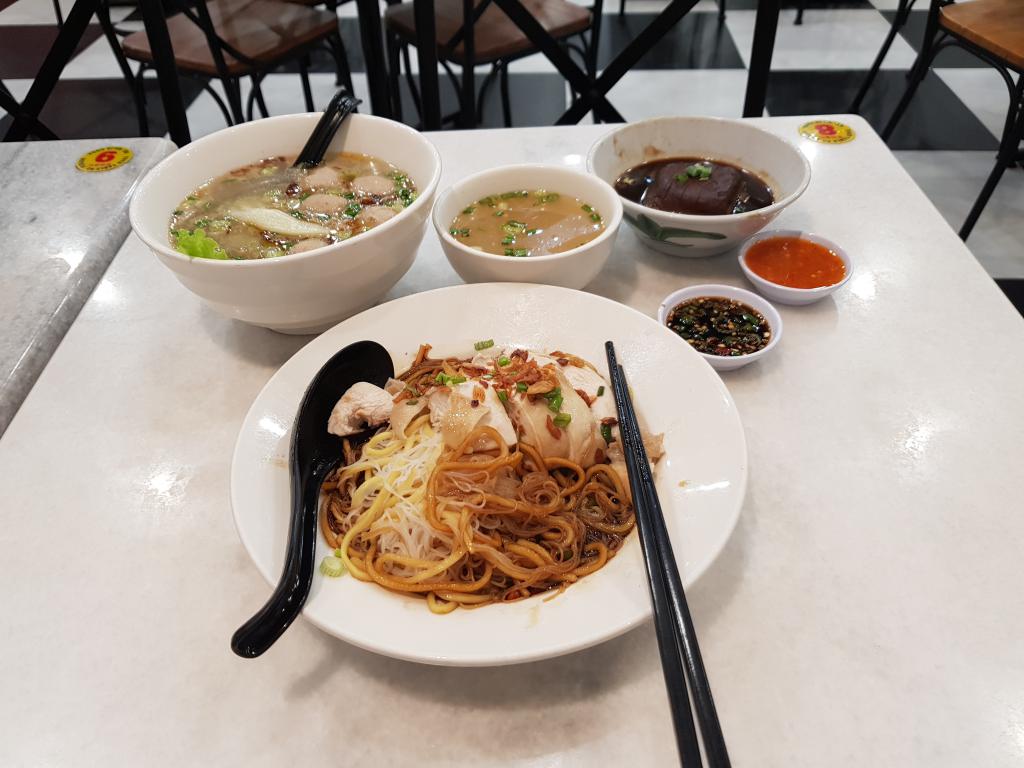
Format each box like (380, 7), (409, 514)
(614, 157), (773, 216)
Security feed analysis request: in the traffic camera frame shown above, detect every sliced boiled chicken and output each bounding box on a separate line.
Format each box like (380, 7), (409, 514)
(428, 381), (516, 449)
(327, 382), (394, 437)
(505, 367), (603, 468)
(560, 363), (616, 423)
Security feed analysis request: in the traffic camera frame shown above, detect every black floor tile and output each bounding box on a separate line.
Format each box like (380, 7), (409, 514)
(394, 72), (566, 129)
(0, 24), (104, 79)
(0, 76), (206, 139)
(598, 11), (744, 70)
(883, 10), (989, 69)
(766, 69), (999, 151)
(995, 279), (1024, 318)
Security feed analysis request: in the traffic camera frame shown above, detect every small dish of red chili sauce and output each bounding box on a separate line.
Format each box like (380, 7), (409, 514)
(658, 284), (783, 371)
(738, 230), (853, 306)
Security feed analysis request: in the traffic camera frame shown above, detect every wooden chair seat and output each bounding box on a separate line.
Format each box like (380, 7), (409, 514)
(940, 0), (1024, 71)
(122, 0), (340, 76)
(384, 0), (591, 65)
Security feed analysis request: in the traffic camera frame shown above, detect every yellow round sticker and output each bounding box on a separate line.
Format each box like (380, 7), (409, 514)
(798, 120), (856, 144)
(75, 146), (134, 172)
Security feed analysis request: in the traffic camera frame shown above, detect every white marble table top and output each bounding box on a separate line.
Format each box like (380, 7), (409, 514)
(0, 137), (176, 436)
(2, 116), (1023, 767)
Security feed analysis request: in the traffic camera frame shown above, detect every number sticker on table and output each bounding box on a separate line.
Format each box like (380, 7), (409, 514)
(798, 120), (855, 144)
(76, 146), (134, 172)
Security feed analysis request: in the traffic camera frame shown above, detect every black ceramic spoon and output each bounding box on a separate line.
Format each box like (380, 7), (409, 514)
(231, 340), (393, 658)
(293, 89), (362, 169)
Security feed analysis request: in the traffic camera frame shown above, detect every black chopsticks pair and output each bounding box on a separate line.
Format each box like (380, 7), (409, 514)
(605, 341), (730, 768)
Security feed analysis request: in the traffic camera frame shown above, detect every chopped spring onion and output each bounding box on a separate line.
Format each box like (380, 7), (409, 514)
(581, 203), (594, 213)
(553, 412), (572, 428)
(686, 163), (713, 180)
(516, 382), (528, 392)
(597, 385), (605, 396)
(497, 356), (510, 366)
(600, 423), (614, 444)
(525, 228), (540, 236)
(435, 372), (467, 386)
(502, 220), (527, 235)
(501, 235), (515, 245)
(320, 556), (346, 578)
(590, 213), (602, 222)
(497, 390), (509, 403)
(501, 190), (528, 198)
(504, 247), (529, 257)
(478, 195), (497, 207)
(474, 339), (495, 351)
(542, 387), (563, 413)
(450, 227), (470, 238)
(462, 205), (476, 215)
(536, 192), (559, 203)
(344, 202), (362, 218)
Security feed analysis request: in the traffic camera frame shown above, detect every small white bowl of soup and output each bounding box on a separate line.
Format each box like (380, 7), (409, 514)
(129, 112), (441, 334)
(432, 164), (622, 289)
(588, 117), (811, 258)
(739, 230), (852, 305)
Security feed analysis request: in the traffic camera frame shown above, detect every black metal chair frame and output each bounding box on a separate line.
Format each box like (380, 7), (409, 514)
(0, 79), (59, 139)
(385, 0), (605, 129)
(106, 0), (354, 135)
(854, 0), (1023, 240)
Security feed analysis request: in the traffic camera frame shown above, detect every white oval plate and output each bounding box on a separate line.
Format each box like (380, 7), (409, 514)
(231, 283), (747, 666)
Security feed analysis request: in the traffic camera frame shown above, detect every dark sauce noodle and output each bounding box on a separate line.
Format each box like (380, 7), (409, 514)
(614, 157), (773, 215)
(666, 297), (771, 356)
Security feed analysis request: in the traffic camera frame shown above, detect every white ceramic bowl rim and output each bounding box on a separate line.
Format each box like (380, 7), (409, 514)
(739, 229), (853, 293)
(130, 113), (442, 269)
(586, 116), (812, 223)
(433, 163), (623, 264)
(659, 283), (783, 365)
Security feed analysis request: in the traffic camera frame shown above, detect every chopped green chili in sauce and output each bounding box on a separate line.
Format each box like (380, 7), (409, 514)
(666, 296), (771, 357)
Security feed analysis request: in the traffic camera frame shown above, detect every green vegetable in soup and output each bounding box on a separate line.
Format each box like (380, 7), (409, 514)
(174, 228), (227, 260)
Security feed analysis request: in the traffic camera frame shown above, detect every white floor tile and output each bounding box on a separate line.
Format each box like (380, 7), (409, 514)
(599, 68), (750, 121)
(935, 68), (1016, 144)
(726, 8), (917, 70)
(179, 72), (371, 141)
(62, 34), (132, 80)
(895, 150), (1024, 279)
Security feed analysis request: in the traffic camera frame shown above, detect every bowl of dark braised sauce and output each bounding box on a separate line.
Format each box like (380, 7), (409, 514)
(588, 117), (811, 258)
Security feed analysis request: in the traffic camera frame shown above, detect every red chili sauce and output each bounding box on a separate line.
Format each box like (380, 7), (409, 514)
(745, 236), (846, 289)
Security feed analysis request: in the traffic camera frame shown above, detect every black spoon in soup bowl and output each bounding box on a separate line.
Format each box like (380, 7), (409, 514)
(231, 339), (393, 658)
(293, 89), (361, 169)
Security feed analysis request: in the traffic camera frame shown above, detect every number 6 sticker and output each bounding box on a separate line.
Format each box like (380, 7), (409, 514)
(76, 146), (134, 172)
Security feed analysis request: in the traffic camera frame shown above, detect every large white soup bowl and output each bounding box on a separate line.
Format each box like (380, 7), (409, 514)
(129, 113), (441, 334)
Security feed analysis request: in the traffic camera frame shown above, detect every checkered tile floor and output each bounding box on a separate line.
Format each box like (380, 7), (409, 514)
(2, 0), (1022, 310)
